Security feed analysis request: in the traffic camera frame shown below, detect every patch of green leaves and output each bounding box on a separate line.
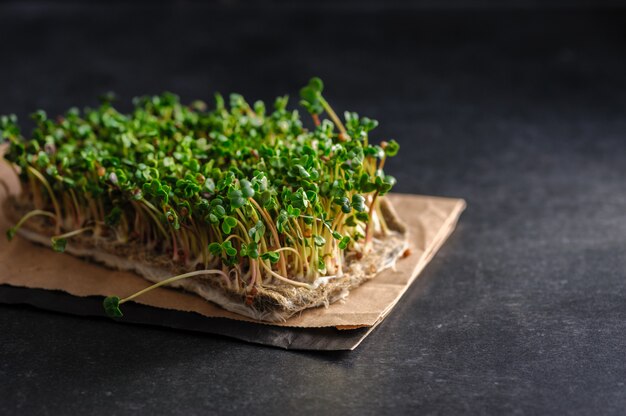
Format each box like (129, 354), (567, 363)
(209, 240), (238, 258)
(4, 77), (402, 280)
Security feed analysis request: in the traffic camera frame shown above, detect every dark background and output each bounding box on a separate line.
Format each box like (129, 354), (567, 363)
(1, 1), (626, 414)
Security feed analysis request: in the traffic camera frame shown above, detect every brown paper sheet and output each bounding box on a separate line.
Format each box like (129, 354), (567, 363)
(0, 152), (465, 347)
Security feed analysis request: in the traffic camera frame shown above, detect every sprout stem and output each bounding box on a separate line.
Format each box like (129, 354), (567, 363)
(249, 198), (287, 276)
(378, 155), (387, 171)
(375, 199), (390, 235)
(224, 234), (246, 244)
(119, 269), (230, 305)
(27, 166), (62, 233)
(139, 201), (169, 240)
(248, 259), (258, 288)
(8, 209), (57, 238)
(319, 96), (347, 137)
(68, 188), (83, 227)
(364, 191), (379, 251)
(259, 259), (314, 289)
(51, 226), (94, 241)
(273, 246), (304, 263)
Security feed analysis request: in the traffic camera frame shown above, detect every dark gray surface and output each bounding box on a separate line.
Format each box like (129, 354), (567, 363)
(1, 3), (626, 415)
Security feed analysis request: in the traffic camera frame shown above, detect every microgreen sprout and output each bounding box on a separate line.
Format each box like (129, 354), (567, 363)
(50, 227), (94, 252)
(1, 78), (400, 315)
(5, 209), (57, 241)
(103, 269), (230, 318)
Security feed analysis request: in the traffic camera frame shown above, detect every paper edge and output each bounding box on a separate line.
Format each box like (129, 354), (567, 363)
(348, 198), (466, 349)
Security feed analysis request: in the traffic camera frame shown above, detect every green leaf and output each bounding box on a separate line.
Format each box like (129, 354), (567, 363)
(308, 77), (324, 93)
(221, 216), (237, 234)
(318, 258), (326, 273)
(299, 78), (325, 115)
(240, 179), (255, 198)
(377, 175), (397, 195)
(6, 227), (15, 242)
(212, 205), (226, 220)
(261, 251), (280, 264)
(31, 110), (47, 123)
(103, 296), (123, 318)
(252, 173), (268, 192)
(299, 86), (318, 103)
(355, 212), (369, 222)
(222, 240), (237, 257)
(384, 139), (400, 157)
(51, 238), (67, 253)
(351, 194), (366, 212)
(338, 236), (350, 250)
(259, 190), (272, 207)
(276, 211), (289, 233)
(293, 164), (310, 178)
(345, 215), (357, 227)
(228, 188), (247, 209)
(248, 220), (266, 243)
(240, 241), (259, 259)
(208, 242), (222, 256)
(313, 235), (326, 247)
(334, 196), (351, 214)
(287, 205), (301, 217)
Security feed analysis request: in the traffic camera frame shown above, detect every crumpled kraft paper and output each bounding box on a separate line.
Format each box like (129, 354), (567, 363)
(0, 149), (465, 348)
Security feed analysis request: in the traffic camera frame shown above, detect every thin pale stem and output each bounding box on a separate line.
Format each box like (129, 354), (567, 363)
(248, 198), (287, 276)
(319, 96), (347, 137)
(51, 226), (94, 241)
(27, 166), (62, 233)
(259, 259), (314, 289)
(224, 234), (246, 244)
(120, 269), (230, 305)
(11, 209), (57, 233)
(273, 246), (304, 263)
